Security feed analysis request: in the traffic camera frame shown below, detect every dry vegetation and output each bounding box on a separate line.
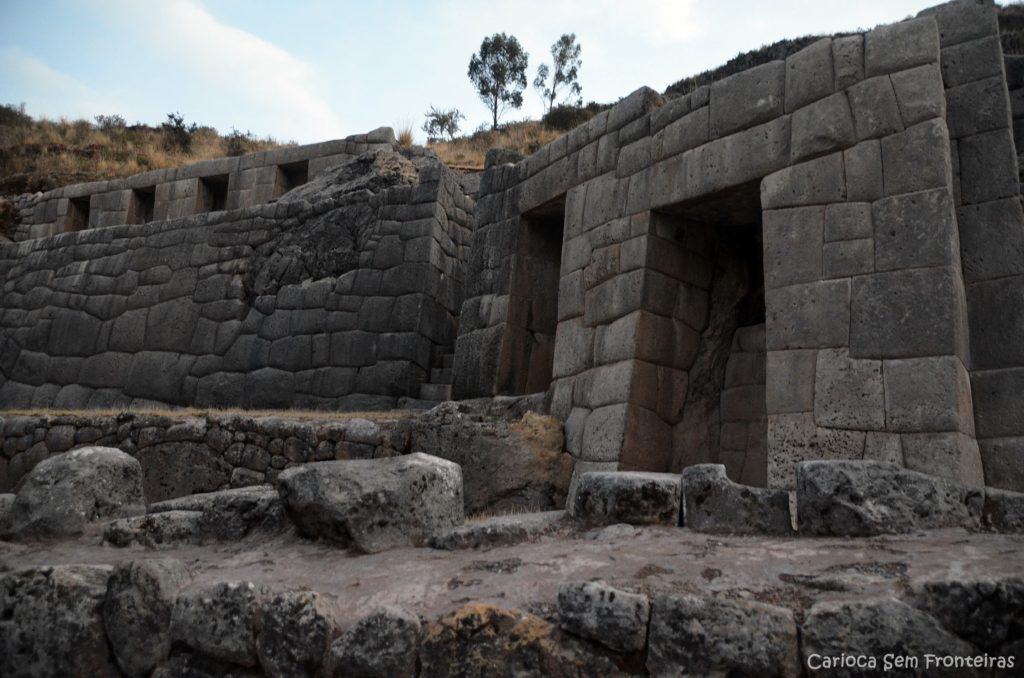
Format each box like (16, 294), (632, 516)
(428, 120), (563, 169)
(0, 105), (289, 197)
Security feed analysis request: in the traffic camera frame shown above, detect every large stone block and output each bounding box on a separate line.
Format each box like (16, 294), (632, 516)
(276, 453), (463, 553)
(785, 37), (834, 112)
(765, 279), (850, 350)
(843, 139), (883, 202)
(890, 63), (945, 127)
(681, 464), (791, 535)
(958, 197), (1024, 282)
(765, 349), (816, 414)
(822, 238), (873, 278)
(941, 35), (1005, 88)
(761, 152), (845, 209)
(872, 187), (957, 271)
(767, 412), (867, 489)
(580, 403), (628, 462)
(880, 118), (951, 196)
(945, 76), (1010, 139)
(653, 106), (709, 161)
(709, 60), (785, 136)
(958, 128), (1019, 205)
(814, 348), (884, 430)
(571, 471), (681, 526)
(847, 75), (904, 141)
(824, 202), (871, 242)
(832, 34), (864, 89)
(557, 581), (649, 653)
(647, 594), (799, 678)
(171, 581), (265, 667)
(967, 276), (1024, 370)
(979, 437), (1024, 492)
(918, 0), (998, 48)
(790, 92), (856, 163)
(971, 367), (1024, 439)
(797, 460), (981, 536)
(900, 431), (984, 486)
(850, 267), (965, 359)
(864, 15), (939, 77)
(883, 356), (973, 434)
(761, 206), (823, 288)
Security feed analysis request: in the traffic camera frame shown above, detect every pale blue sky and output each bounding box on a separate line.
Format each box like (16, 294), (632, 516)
(2, 0), (953, 144)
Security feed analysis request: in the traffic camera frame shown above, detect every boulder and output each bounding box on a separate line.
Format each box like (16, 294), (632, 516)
(681, 464), (792, 535)
(104, 511), (205, 548)
(912, 577), (1024, 653)
(170, 581), (266, 667)
(277, 452), (463, 553)
(558, 581), (649, 653)
(646, 594), (800, 677)
(329, 605), (420, 678)
(420, 603), (623, 677)
(1, 446), (146, 540)
(410, 404), (574, 514)
(429, 510), (567, 550)
(797, 460), (982, 536)
(571, 472), (681, 527)
(257, 590), (335, 678)
(0, 565), (120, 678)
(148, 485), (290, 540)
(802, 598), (977, 677)
(983, 487), (1024, 533)
(103, 558), (193, 678)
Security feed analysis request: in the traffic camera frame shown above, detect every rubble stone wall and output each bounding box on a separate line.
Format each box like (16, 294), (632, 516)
(0, 148), (474, 412)
(456, 1), (1024, 491)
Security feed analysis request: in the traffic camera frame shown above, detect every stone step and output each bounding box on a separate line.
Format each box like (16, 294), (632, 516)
(430, 367), (454, 384)
(419, 383), (452, 401)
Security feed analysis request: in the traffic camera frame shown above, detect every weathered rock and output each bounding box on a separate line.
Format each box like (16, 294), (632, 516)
(1, 446), (146, 540)
(912, 577), (1024, 653)
(646, 593), (800, 677)
(170, 581), (266, 667)
(277, 452), (463, 553)
(410, 403), (574, 514)
(420, 603), (623, 677)
(429, 510), (568, 550)
(152, 650), (264, 678)
(0, 494), (13, 525)
(802, 598), (978, 677)
(571, 471), (681, 527)
(558, 581), (649, 653)
(103, 558), (193, 678)
(257, 590), (335, 678)
(797, 460), (982, 536)
(983, 487), (1024, 533)
(104, 510), (205, 548)
(148, 484), (290, 540)
(0, 565), (119, 678)
(681, 464), (792, 535)
(329, 605), (420, 678)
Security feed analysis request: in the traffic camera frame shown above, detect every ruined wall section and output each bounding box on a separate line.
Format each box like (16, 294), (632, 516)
(0, 148), (474, 411)
(923, 1), (1024, 492)
(10, 131), (397, 242)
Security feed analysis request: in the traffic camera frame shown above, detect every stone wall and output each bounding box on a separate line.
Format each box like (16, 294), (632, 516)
(454, 1), (1024, 491)
(0, 147), (474, 411)
(9, 129), (397, 242)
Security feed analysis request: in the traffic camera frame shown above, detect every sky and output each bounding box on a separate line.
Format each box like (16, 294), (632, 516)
(1, 0), (952, 145)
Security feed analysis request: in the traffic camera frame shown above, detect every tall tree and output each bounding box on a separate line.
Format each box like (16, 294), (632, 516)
(533, 33), (583, 113)
(468, 33), (529, 130)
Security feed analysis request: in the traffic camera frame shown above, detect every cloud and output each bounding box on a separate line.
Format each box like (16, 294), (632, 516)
(0, 47), (116, 120)
(103, 0), (344, 142)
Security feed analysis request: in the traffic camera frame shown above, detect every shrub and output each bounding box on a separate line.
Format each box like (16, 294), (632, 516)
(422, 106), (465, 142)
(94, 114), (126, 131)
(542, 101), (608, 131)
(0, 103), (32, 128)
(160, 112), (198, 153)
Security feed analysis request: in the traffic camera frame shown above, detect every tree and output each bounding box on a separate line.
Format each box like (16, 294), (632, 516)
(534, 33), (583, 114)
(422, 106), (465, 142)
(161, 112), (198, 152)
(468, 33), (528, 130)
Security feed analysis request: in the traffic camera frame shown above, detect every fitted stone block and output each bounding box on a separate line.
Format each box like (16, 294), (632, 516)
(872, 187), (957, 271)
(823, 238), (873, 278)
(790, 92), (856, 162)
(832, 34), (865, 89)
(958, 128), (1019, 205)
(971, 368), (1024, 439)
(761, 152), (846, 209)
(864, 16), (939, 77)
(765, 280), (850, 350)
(850, 267), (965, 359)
(883, 356), (974, 434)
(824, 202), (872, 242)
(968, 276), (1024, 370)
(957, 197), (1024, 282)
(940, 35), (1005, 89)
(945, 76), (1010, 139)
(710, 60), (786, 136)
(761, 207), (823, 288)
(880, 119), (952, 196)
(843, 140), (884, 202)
(814, 349), (884, 431)
(847, 76), (904, 141)
(890, 63), (945, 127)
(786, 38), (835, 112)
(766, 349), (816, 414)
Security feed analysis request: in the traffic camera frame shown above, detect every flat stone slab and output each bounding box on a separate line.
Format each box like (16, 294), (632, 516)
(430, 511), (568, 550)
(797, 460), (982, 536)
(104, 511), (206, 548)
(277, 452), (464, 553)
(148, 485), (290, 541)
(681, 464), (792, 535)
(571, 472), (681, 527)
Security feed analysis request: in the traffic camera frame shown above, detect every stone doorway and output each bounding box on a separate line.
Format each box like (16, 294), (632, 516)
(65, 196), (90, 232)
(496, 196), (566, 395)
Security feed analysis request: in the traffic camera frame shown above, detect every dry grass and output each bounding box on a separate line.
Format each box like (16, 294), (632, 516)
(0, 406), (417, 421)
(429, 120), (562, 169)
(466, 504), (545, 523)
(0, 108), (290, 196)
(395, 119), (415, 147)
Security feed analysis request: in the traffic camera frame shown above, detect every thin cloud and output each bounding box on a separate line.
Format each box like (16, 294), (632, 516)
(0, 47), (116, 120)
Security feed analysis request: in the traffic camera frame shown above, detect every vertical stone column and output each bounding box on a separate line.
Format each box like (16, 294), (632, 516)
(919, 1), (1024, 491)
(763, 13), (982, 488)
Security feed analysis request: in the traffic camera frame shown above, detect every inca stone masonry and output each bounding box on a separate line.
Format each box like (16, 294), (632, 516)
(2, 0), (1023, 493)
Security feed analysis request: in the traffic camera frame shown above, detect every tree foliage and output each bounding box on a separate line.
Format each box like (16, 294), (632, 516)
(422, 106), (465, 142)
(533, 33), (583, 113)
(468, 33), (529, 130)
(161, 112), (198, 152)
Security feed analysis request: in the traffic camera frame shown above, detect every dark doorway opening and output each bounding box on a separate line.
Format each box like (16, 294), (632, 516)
(128, 186), (155, 224)
(497, 195), (565, 395)
(196, 174), (229, 213)
(66, 197), (90, 232)
(274, 160), (309, 198)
